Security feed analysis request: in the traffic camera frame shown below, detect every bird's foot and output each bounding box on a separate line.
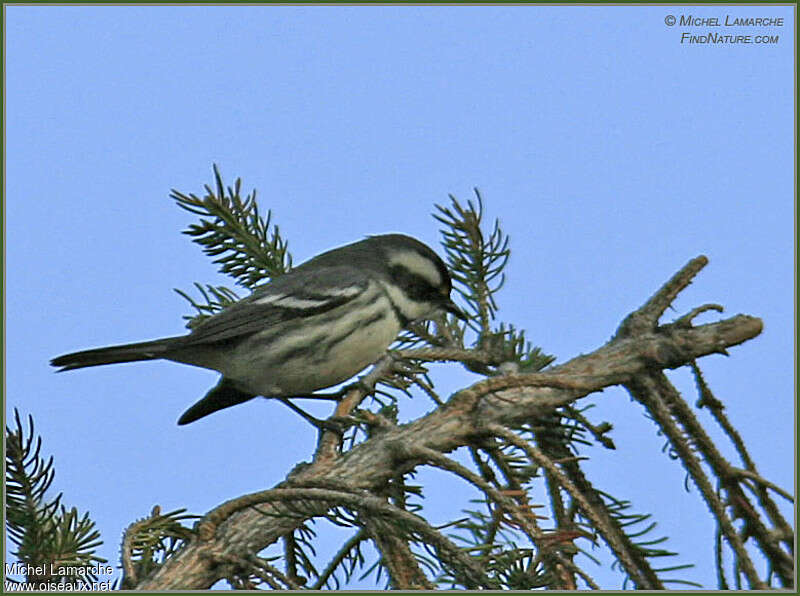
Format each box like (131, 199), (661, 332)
(276, 398), (358, 436)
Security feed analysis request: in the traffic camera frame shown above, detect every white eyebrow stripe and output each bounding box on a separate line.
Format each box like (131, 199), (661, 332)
(388, 251), (442, 287)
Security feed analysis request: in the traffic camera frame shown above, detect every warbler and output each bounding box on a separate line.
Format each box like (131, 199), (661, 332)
(51, 234), (465, 425)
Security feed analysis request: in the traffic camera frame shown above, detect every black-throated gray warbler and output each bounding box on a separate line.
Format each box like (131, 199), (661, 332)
(51, 234), (465, 425)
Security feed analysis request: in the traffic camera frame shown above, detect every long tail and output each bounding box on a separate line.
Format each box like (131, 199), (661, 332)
(51, 337), (181, 371)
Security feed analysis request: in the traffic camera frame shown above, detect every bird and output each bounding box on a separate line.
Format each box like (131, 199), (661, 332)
(51, 234), (466, 425)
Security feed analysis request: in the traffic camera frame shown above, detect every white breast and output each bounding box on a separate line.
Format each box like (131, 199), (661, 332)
(224, 283), (402, 396)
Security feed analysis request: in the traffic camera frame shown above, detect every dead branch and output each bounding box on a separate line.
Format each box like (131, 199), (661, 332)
(137, 256), (766, 589)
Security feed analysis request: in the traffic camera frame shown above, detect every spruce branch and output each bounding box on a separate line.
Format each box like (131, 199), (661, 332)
(120, 506), (197, 589)
(171, 164), (292, 290)
(589, 490), (699, 589)
(561, 405), (616, 450)
(6, 411), (61, 559)
(398, 445), (547, 544)
(282, 522), (319, 585)
(487, 424), (665, 590)
(197, 486), (496, 588)
(17, 167), (788, 590)
(212, 552), (302, 590)
(5, 409), (106, 587)
(362, 515), (436, 589)
(435, 190), (510, 339)
(644, 371), (794, 586)
(139, 271), (768, 590)
(174, 283), (240, 328)
(691, 360), (794, 553)
(624, 373), (769, 589)
(732, 468), (794, 503)
(312, 529), (369, 589)
(130, 175), (783, 590)
(249, 553), (306, 589)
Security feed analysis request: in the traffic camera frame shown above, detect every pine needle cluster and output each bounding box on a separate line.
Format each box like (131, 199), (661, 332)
(5, 410), (107, 589)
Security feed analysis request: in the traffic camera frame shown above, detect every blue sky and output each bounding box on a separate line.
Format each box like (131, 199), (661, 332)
(5, 4), (795, 589)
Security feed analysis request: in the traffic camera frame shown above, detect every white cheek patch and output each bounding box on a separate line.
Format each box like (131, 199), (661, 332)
(379, 281), (433, 322)
(388, 250), (442, 288)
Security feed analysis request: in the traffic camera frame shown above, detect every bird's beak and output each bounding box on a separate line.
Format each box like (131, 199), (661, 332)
(443, 298), (468, 321)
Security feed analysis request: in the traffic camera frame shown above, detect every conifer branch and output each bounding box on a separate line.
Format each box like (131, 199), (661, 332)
(644, 371), (793, 586)
(691, 361), (794, 552)
(312, 529), (369, 589)
(624, 373), (768, 589)
(487, 424), (665, 590)
(196, 486), (495, 588)
(435, 190), (510, 341)
(5, 410), (106, 588)
(42, 171), (781, 590)
(138, 294), (767, 590)
(120, 506), (197, 588)
(171, 165), (292, 289)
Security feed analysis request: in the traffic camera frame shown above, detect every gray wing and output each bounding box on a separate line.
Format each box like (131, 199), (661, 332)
(179, 265), (371, 345)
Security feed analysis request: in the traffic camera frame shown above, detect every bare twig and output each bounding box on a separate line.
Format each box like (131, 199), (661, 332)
(397, 347), (495, 364)
(616, 255), (709, 337)
(733, 468), (794, 503)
